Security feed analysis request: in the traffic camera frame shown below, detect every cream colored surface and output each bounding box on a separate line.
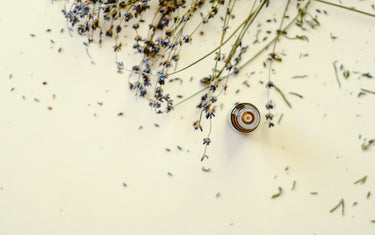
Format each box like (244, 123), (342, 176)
(1, 1), (375, 234)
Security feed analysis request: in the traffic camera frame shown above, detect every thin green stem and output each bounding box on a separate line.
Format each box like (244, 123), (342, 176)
(333, 60), (341, 88)
(274, 84), (292, 108)
(361, 88), (375, 95)
(173, 87), (208, 107)
(314, 0), (375, 18)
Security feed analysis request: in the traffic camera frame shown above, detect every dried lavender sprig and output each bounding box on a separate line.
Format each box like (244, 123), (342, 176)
(198, 0), (236, 160)
(265, 0), (291, 127)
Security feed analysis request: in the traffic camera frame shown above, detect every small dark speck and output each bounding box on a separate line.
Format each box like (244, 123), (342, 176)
(50, 39), (55, 44)
(167, 172), (173, 177)
(122, 182), (127, 188)
(47, 106), (53, 111)
(362, 73), (373, 79)
(177, 145), (182, 151)
(165, 148), (171, 152)
(9, 74), (13, 79)
(58, 47), (63, 53)
(60, 28), (64, 33)
(22, 96), (26, 100)
(42, 81), (48, 85)
(330, 33), (337, 40)
(97, 102), (103, 106)
(117, 112), (124, 116)
(46, 28), (52, 32)
(52, 94), (56, 99)
(216, 192), (221, 198)
(358, 92), (366, 97)
(138, 125), (143, 130)
(352, 202), (358, 206)
(154, 123), (160, 127)
(30, 33), (35, 37)
(34, 98), (40, 102)
(310, 192), (318, 195)
(10, 87), (15, 92)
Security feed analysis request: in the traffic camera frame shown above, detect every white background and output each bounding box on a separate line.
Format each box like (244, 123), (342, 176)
(1, 0), (375, 234)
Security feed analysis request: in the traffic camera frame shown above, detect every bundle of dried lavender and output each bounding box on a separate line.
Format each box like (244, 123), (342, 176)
(62, 0), (375, 160)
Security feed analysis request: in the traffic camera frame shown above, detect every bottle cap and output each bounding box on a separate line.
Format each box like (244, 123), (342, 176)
(229, 103), (260, 133)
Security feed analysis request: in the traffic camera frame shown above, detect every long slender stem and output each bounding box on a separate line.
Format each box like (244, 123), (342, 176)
(332, 60), (341, 88)
(314, 0), (375, 18)
(274, 84), (292, 108)
(361, 88), (375, 95)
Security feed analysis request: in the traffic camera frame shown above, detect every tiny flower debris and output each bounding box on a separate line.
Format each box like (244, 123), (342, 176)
(330, 198), (345, 216)
(271, 187), (283, 199)
(201, 167), (211, 172)
(362, 139), (375, 151)
(354, 175), (367, 185)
